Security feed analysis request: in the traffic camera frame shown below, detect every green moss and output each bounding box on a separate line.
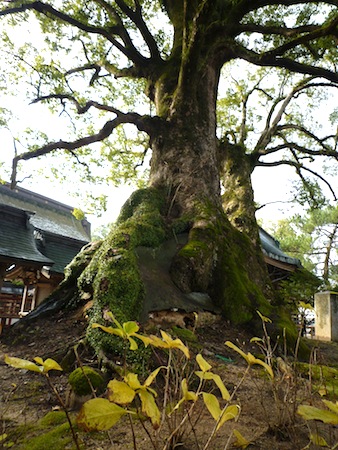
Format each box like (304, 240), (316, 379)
(68, 366), (105, 396)
(83, 187), (167, 355)
(172, 326), (198, 343)
(171, 217), (191, 235)
(170, 203), (271, 327)
(39, 411), (68, 427)
(9, 412), (76, 450)
(211, 218), (271, 325)
(116, 187), (166, 224)
(18, 422), (73, 450)
(178, 240), (209, 258)
(297, 362), (338, 398)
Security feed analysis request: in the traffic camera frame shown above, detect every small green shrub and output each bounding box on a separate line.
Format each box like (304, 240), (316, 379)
(68, 366), (105, 396)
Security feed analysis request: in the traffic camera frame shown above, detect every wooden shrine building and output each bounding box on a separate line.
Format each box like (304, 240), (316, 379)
(259, 227), (302, 283)
(0, 183), (90, 329)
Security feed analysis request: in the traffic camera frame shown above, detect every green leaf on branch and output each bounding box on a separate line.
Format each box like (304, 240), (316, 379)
(233, 429), (251, 448)
(92, 316), (150, 350)
(202, 393), (239, 430)
(5, 355), (62, 374)
(138, 389), (161, 429)
(108, 380), (136, 404)
(310, 432), (329, 447)
(172, 378), (198, 412)
(196, 353), (212, 372)
(202, 392), (222, 420)
(297, 403), (338, 424)
(224, 341), (274, 378)
(77, 398), (130, 431)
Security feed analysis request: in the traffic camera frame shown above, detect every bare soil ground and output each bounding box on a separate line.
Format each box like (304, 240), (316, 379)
(1, 310), (338, 449)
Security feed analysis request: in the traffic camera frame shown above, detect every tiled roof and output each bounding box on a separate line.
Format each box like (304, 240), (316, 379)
(259, 227), (301, 267)
(0, 184), (90, 242)
(37, 235), (86, 274)
(0, 205), (54, 267)
(0, 183), (90, 274)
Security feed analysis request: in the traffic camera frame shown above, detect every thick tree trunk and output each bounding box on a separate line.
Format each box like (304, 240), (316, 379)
(15, 46), (276, 355)
(220, 142), (259, 245)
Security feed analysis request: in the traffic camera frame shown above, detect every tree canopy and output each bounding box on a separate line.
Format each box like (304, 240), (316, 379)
(0, 0), (337, 201)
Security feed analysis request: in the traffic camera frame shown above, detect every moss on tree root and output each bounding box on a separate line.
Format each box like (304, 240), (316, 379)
(170, 205), (272, 326)
(83, 188), (167, 355)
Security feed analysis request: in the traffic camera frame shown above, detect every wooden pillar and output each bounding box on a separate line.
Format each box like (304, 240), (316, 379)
(0, 263), (7, 334)
(20, 284), (29, 316)
(0, 263), (7, 291)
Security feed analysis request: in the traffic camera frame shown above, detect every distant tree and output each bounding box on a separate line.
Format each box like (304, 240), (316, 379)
(269, 179), (338, 287)
(1, 1), (338, 352)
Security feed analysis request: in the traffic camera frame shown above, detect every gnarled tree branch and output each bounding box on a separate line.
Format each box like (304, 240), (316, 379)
(255, 159), (337, 200)
(234, 43), (338, 83)
(10, 111), (162, 187)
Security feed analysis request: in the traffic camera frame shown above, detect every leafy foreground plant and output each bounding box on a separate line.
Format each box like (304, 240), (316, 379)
(77, 313), (274, 450)
(298, 400), (338, 448)
(4, 355), (81, 450)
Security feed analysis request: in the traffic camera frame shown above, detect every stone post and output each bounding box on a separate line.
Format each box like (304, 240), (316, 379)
(315, 291), (338, 341)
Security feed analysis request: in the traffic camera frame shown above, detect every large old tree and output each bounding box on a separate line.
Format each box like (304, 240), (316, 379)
(1, 1), (338, 351)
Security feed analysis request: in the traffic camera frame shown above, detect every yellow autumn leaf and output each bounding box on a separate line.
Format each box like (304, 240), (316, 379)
(34, 357), (44, 366)
(233, 429), (251, 448)
(172, 379), (198, 412)
(224, 342), (273, 378)
(41, 358), (63, 373)
(108, 380), (136, 404)
(133, 333), (152, 347)
(138, 389), (161, 428)
(323, 400), (338, 415)
(217, 405), (240, 430)
(33, 356), (62, 373)
(92, 323), (124, 338)
(144, 366), (163, 387)
(77, 398), (129, 431)
(123, 321), (140, 334)
(105, 312), (124, 330)
(196, 353), (212, 372)
(251, 357), (274, 379)
(160, 330), (190, 358)
(245, 352), (259, 365)
(181, 379), (198, 402)
(256, 310), (272, 323)
(195, 371), (230, 400)
(225, 341), (249, 364)
(125, 373), (142, 390)
(202, 392), (222, 420)
(310, 432), (329, 447)
(250, 337), (264, 343)
(128, 336), (138, 351)
(5, 355), (42, 373)
(298, 404), (338, 425)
